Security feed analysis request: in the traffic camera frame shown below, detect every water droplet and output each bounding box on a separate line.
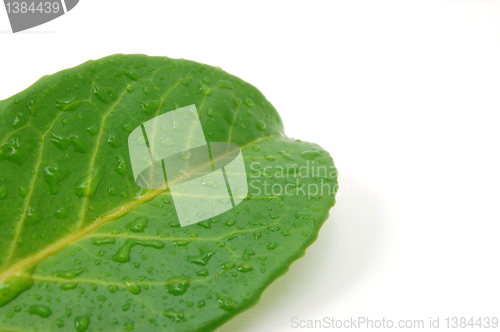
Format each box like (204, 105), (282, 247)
(179, 150), (192, 161)
(242, 249), (255, 261)
(114, 156), (127, 176)
(55, 96), (76, 111)
(244, 97), (254, 107)
(28, 305), (52, 318)
(0, 268), (34, 307)
(43, 164), (68, 195)
(200, 84), (211, 96)
(121, 124), (134, 132)
(295, 211), (312, 220)
(25, 207), (41, 226)
(86, 125), (99, 136)
(278, 151), (293, 160)
(74, 315), (90, 332)
(55, 207), (68, 219)
(267, 242), (278, 250)
(0, 137), (30, 166)
(222, 261), (235, 270)
(161, 137), (175, 146)
(188, 249), (215, 266)
(256, 120), (266, 131)
(60, 282), (78, 290)
(126, 217), (148, 233)
(107, 134), (120, 148)
(217, 293), (235, 311)
(164, 308), (186, 322)
(53, 268), (85, 280)
(12, 112), (27, 129)
(124, 321), (135, 331)
(139, 100), (160, 115)
(166, 276), (190, 296)
(237, 263), (253, 273)
(300, 150), (321, 160)
(196, 269), (209, 277)
(173, 240), (191, 247)
(172, 118), (183, 131)
(69, 135), (88, 154)
(108, 285), (118, 293)
(97, 295), (107, 302)
(108, 186), (117, 195)
(91, 237), (116, 246)
(74, 167), (104, 198)
(264, 155), (275, 161)
(112, 239), (164, 263)
(200, 176), (217, 187)
(181, 76), (193, 86)
(224, 219), (236, 226)
(122, 277), (141, 295)
(252, 146), (261, 152)
(121, 302), (131, 311)
(123, 70), (140, 81)
(217, 80), (233, 90)
(92, 83), (116, 104)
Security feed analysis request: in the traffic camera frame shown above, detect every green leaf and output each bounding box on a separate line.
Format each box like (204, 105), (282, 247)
(0, 54), (338, 331)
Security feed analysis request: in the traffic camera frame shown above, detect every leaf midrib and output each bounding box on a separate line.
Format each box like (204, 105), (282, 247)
(0, 134), (283, 281)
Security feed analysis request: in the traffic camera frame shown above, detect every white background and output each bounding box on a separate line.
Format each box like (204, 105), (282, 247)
(1, 1), (500, 331)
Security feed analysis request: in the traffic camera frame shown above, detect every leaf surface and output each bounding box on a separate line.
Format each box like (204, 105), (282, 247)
(0, 54), (337, 332)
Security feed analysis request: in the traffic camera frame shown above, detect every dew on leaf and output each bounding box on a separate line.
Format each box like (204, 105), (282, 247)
(74, 167), (103, 198)
(217, 293), (235, 311)
(112, 239), (164, 263)
(300, 150), (322, 160)
(222, 261), (235, 270)
(55, 207), (68, 219)
(188, 249), (216, 266)
(267, 242), (278, 250)
(278, 150), (293, 160)
(28, 305), (52, 318)
(166, 276), (191, 296)
(0, 268), (34, 307)
(53, 268), (85, 280)
(161, 137), (175, 146)
(74, 315), (90, 332)
(60, 282), (78, 290)
(200, 84), (211, 96)
(90, 236), (116, 246)
(25, 207), (41, 226)
(164, 308), (186, 322)
(237, 263), (253, 273)
(244, 97), (254, 107)
(256, 120), (266, 131)
(126, 217), (148, 233)
(123, 277), (141, 295)
(108, 285), (118, 293)
(43, 164), (68, 195)
(196, 269), (209, 277)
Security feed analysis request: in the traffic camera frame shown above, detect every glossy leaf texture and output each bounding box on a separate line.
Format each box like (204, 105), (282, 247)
(0, 54), (338, 332)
